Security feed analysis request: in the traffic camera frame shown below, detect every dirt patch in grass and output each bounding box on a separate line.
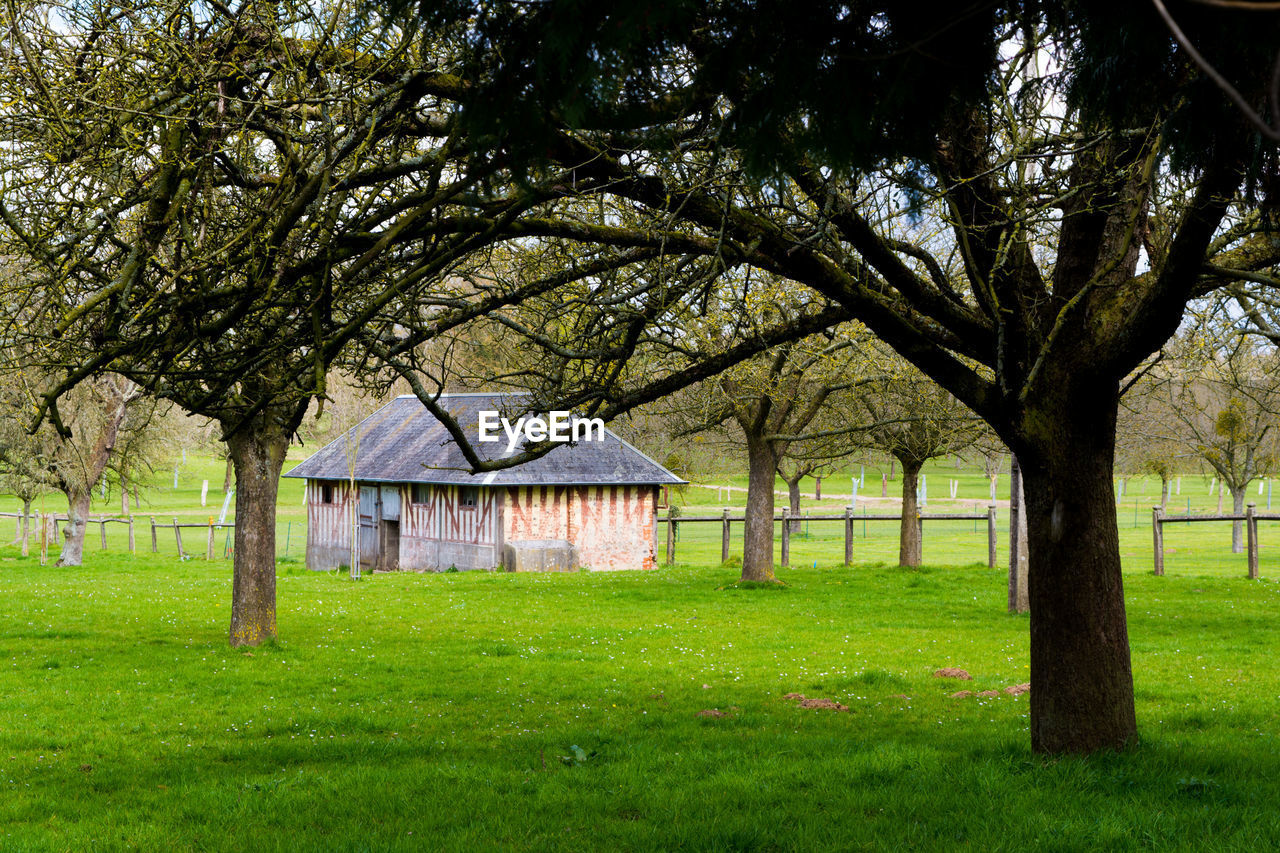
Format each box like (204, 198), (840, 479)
(798, 698), (848, 711)
(782, 693), (849, 711)
(933, 667), (972, 680)
(950, 683), (1031, 700)
(696, 708), (730, 718)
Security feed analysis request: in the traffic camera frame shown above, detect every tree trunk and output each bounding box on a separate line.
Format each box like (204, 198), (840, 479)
(1159, 476), (1169, 510)
(898, 459), (922, 567)
(1008, 456), (1029, 614)
(740, 434), (779, 582)
(21, 497), (31, 557)
(56, 488), (92, 566)
(226, 425), (289, 646)
(785, 474), (803, 535)
(888, 458), (896, 480)
(1231, 486), (1246, 553)
(1019, 390), (1136, 754)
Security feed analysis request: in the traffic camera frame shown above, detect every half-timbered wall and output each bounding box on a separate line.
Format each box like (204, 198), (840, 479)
(504, 485), (657, 571)
(305, 479), (356, 570)
(399, 484), (501, 570)
(306, 479), (656, 571)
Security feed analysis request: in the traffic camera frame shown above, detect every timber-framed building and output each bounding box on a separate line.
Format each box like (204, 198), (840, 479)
(284, 393), (682, 572)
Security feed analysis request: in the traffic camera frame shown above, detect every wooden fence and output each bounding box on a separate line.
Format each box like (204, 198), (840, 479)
(1151, 503), (1280, 578)
(0, 512), (242, 561)
(661, 505), (999, 567)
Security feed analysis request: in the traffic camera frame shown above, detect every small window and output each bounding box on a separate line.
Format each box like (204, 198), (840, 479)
(319, 482), (336, 504)
(460, 486), (479, 508)
(412, 484), (432, 505)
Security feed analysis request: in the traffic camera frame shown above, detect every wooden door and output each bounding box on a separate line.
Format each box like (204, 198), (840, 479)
(358, 485), (379, 566)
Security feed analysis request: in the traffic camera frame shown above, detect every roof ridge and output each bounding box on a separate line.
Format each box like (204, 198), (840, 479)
(394, 391), (532, 399)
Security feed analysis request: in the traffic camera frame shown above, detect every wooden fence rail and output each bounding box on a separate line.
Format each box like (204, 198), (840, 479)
(0, 512), (306, 564)
(661, 505), (999, 568)
(1151, 503), (1280, 578)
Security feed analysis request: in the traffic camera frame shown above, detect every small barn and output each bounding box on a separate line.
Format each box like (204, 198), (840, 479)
(284, 393), (683, 572)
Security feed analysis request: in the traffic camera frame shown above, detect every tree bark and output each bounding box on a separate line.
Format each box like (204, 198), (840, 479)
(1020, 389), (1136, 754)
(740, 433), (780, 582)
(56, 488), (92, 566)
(1008, 456), (1029, 614)
(1231, 486), (1246, 553)
(898, 459), (922, 567)
(784, 473), (803, 535)
(226, 425), (289, 646)
(20, 497), (31, 557)
(1159, 476), (1169, 510)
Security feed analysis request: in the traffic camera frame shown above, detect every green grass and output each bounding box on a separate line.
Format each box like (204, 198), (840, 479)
(4, 552), (1280, 850)
(3, 455), (1280, 849)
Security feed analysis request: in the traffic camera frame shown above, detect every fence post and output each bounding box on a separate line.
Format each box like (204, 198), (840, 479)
(721, 508), (731, 564)
(987, 504), (997, 568)
(843, 506), (853, 566)
(127, 517), (135, 554)
(1248, 503), (1259, 579)
(780, 508), (791, 567)
(206, 517), (215, 560)
(666, 514), (675, 565)
(99, 517), (107, 551)
(173, 518), (185, 559)
(40, 512), (49, 565)
(1152, 506), (1164, 576)
(150, 517), (157, 553)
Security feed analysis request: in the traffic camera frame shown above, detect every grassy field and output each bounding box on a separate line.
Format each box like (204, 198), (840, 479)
(3, 456), (1280, 850)
(3, 554), (1280, 850)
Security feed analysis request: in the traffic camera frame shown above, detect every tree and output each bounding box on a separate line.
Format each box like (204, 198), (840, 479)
(0, 1), (646, 644)
(1117, 355), (1190, 511)
(1154, 326), (1280, 551)
(389, 4), (1280, 754)
(853, 359), (983, 567)
(0, 370), (157, 565)
(663, 329), (866, 582)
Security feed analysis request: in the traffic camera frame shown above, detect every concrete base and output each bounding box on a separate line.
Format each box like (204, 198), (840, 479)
(306, 543), (352, 571)
(503, 539), (581, 572)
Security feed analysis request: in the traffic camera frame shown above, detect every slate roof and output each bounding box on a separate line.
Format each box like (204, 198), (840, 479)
(284, 393), (684, 486)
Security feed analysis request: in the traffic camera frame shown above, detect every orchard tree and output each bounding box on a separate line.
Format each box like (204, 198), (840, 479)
(0, 1), (658, 644)
(0, 370), (157, 564)
(665, 329), (866, 583)
(391, 2), (1280, 754)
(1158, 326), (1280, 551)
(853, 357), (983, 567)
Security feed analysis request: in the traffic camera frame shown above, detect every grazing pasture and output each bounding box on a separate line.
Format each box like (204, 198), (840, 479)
(3, 549), (1280, 850)
(3, 457), (1279, 849)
